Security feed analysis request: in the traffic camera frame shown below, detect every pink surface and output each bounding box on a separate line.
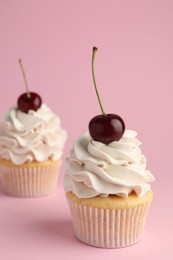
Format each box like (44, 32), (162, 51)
(0, 0), (172, 259)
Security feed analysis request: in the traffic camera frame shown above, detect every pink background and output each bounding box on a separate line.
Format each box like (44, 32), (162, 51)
(0, 0), (172, 259)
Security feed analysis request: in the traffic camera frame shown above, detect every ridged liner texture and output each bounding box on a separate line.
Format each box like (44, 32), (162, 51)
(66, 196), (152, 248)
(0, 160), (61, 197)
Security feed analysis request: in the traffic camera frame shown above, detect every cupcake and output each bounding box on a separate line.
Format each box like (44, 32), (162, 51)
(0, 59), (67, 197)
(64, 47), (155, 248)
(64, 131), (154, 248)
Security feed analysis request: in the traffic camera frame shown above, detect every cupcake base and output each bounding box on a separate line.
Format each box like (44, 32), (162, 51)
(0, 159), (61, 197)
(66, 191), (153, 248)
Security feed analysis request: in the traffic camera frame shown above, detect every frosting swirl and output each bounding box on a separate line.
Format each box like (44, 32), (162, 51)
(0, 104), (67, 165)
(64, 131), (155, 198)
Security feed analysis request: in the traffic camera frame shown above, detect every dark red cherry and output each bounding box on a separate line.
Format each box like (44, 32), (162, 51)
(18, 59), (42, 113)
(17, 92), (42, 113)
(89, 114), (125, 144)
(89, 47), (126, 144)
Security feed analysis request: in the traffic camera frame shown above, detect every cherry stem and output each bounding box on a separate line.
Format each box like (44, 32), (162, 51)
(18, 59), (31, 98)
(92, 47), (106, 116)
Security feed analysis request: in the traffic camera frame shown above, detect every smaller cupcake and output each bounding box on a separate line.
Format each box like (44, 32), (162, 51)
(0, 59), (67, 197)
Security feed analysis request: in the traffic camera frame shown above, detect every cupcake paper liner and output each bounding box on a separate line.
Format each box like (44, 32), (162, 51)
(0, 160), (61, 197)
(66, 197), (152, 248)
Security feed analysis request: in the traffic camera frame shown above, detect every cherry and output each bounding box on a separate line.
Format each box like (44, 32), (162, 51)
(88, 47), (125, 144)
(17, 59), (42, 113)
(89, 114), (125, 144)
(17, 92), (42, 113)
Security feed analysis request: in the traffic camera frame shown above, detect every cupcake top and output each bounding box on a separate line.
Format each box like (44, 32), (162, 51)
(0, 104), (67, 165)
(64, 130), (155, 198)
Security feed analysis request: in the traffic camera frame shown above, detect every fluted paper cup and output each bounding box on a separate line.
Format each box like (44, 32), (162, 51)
(0, 159), (61, 197)
(66, 191), (153, 248)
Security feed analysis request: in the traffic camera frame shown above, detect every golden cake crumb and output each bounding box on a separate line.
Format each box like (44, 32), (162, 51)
(0, 158), (61, 168)
(66, 190), (153, 209)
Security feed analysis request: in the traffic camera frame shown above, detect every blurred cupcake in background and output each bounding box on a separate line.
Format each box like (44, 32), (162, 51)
(0, 59), (67, 197)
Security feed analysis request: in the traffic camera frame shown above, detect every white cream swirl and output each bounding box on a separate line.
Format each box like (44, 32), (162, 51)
(0, 104), (67, 165)
(64, 131), (155, 198)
